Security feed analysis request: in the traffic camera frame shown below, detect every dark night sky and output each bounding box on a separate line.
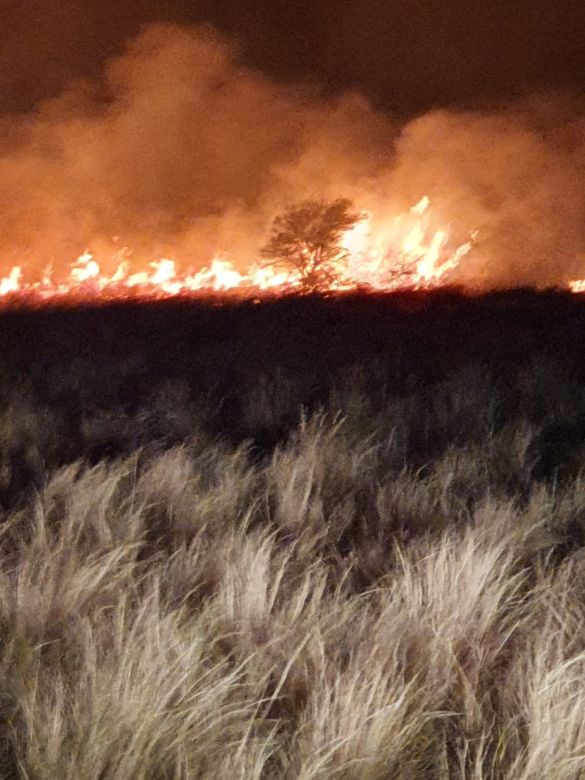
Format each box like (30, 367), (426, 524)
(1, 0), (585, 115)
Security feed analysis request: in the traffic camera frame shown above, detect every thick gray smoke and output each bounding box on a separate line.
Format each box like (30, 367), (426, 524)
(1, 22), (585, 288)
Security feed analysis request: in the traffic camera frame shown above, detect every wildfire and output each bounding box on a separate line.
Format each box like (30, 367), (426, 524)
(0, 266), (22, 296)
(0, 197), (476, 303)
(341, 196), (475, 289)
(569, 279), (585, 293)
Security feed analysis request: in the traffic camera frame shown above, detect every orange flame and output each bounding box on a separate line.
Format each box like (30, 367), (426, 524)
(569, 279), (585, 293)
(341, 196), (475, 289)
(0, 197), (476, 302)
(0, 266), (22, 296)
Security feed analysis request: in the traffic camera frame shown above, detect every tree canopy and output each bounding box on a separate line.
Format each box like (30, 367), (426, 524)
(261, 198), (365, 290)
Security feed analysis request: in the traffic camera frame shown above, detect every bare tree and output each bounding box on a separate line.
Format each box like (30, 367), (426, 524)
(261, 198), (365, 291)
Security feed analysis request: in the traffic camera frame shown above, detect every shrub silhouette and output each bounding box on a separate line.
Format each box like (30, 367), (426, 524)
(261, 198), (364, 290)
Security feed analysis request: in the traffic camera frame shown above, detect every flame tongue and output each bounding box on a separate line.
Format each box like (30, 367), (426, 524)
(70, 252), (101, 284)
(0, 266), (21, 296)
(341, 196), (473, 289)
(0, 197), (476, 301)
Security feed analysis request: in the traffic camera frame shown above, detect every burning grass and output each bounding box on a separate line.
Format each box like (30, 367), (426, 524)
(0, 196), (476, 303)
(1, 290), (585, 777)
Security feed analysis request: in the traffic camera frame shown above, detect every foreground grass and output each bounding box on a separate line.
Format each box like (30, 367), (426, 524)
(1, 353), (585, 778)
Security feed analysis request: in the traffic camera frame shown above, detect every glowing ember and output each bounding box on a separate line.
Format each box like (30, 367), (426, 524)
(0, 197), (477, 302)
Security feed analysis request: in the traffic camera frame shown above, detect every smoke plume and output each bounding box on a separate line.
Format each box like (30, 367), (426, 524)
(2, 22), (585, 288)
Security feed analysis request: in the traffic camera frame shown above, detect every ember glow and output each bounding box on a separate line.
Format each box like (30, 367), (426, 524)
(0, 197), (476, 303)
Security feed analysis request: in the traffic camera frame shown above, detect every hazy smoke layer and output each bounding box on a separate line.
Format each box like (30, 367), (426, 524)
(1, 22), (585, 287)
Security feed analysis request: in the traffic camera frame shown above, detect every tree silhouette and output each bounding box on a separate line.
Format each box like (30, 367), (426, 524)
(261, 198), (364, 291)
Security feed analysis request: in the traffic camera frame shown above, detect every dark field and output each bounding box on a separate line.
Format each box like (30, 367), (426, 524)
(1, 288), (585, 778)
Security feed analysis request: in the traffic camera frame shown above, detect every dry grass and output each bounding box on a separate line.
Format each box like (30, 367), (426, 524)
(1, 359), (585, 778)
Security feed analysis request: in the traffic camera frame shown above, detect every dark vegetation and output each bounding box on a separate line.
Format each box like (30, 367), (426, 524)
(2, 287), (585, 777)
(2, 286), (585, 504)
